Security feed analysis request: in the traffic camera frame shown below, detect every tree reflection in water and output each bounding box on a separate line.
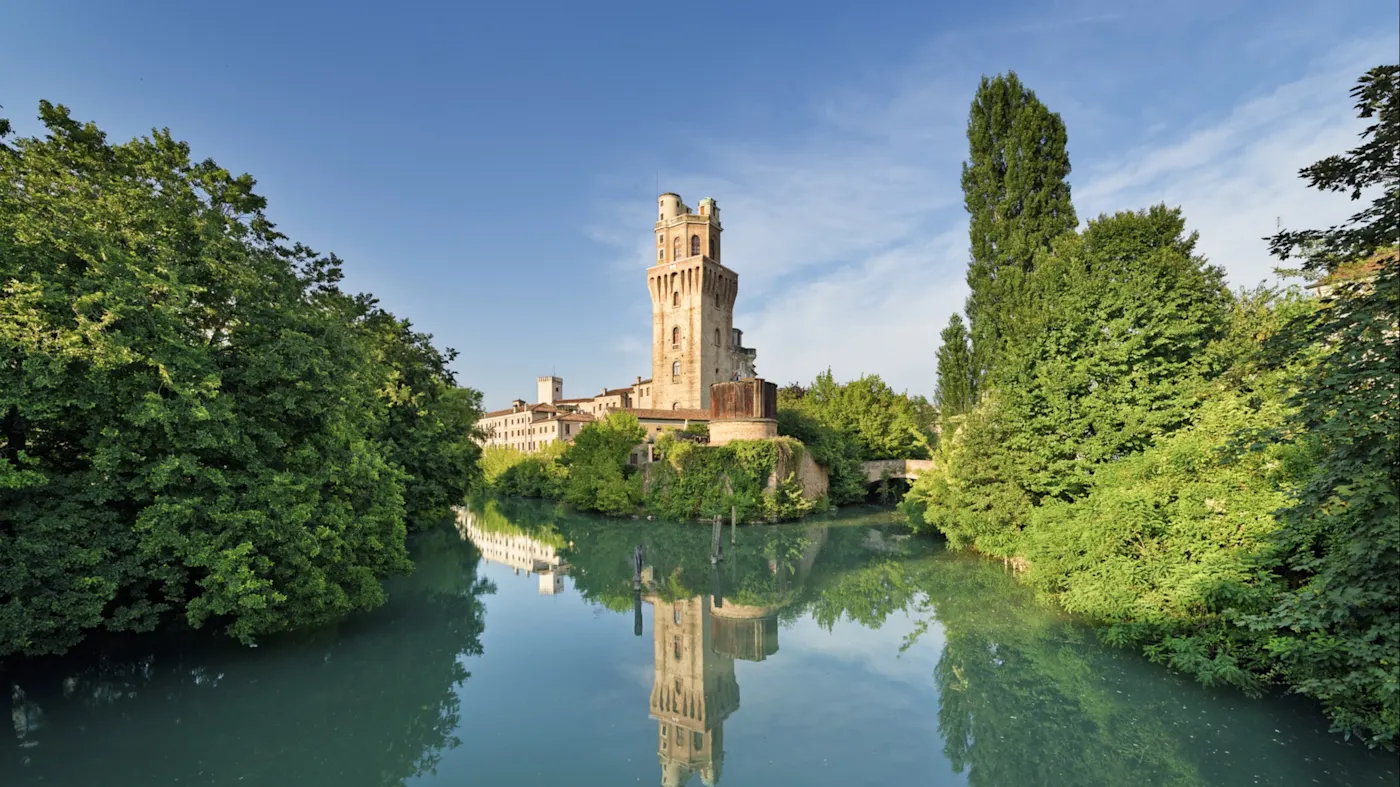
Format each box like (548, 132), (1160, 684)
(2, 524), (493, 787)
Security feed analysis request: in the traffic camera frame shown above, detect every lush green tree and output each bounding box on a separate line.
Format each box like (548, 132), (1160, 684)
(908, 206), (1232, 554)
(355, 305), (484, 529)
(783, 369), (930, 460)
(1267, 65), (1398, 269)
(1240, 64), (1400, 747)
(961, 71), (1078, 380)
(559, 411), (646, 516)
(0, 102), (473, 656)
(934, 313), (975, 431)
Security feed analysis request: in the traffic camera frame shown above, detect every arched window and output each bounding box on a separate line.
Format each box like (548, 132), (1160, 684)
(690, 235), (700, 257)
(672, 401), (680, 409)
(693, 732), (704, 750)
(672, 326), (680, 346)
(673, 236), (680, 260)
(672, 291), (679, 307)
(714, 292), (720, 308)
(714, 328), (720, 345)
(671, 362), (680, 379)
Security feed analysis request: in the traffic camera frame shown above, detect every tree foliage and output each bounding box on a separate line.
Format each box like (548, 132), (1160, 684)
(934, 313), (975, 431)
(962, 71), (1078, 380)
(779, 369), (930, 460)
(0, 102), (481, 657)
(905, 65), (1400, 747)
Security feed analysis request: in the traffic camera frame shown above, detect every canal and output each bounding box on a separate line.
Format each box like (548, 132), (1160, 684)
(3, 498), (1396, 786)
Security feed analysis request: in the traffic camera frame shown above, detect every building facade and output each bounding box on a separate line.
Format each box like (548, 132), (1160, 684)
(478, 193), (759, 454)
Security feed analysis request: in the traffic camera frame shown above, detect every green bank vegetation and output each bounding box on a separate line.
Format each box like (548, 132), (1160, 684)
(913, 65), (1399, 746)
(0, 104), (482, 657)
(482, 372), (936, 520)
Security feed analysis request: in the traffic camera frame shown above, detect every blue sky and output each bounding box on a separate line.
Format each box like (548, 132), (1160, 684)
(2, 0), (1395, 406)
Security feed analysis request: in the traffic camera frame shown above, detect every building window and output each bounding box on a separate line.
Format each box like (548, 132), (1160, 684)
(711, 235), (718, 258)
(674, 608), (682, 624)
(658, 234), (664, 246)
(672, 402), (679, 410)
(693, 732), (703, 750)
(672, 291), (679, 307)
(673, 637), (681, 660)
(690, 235), (700, 256)
(673, 236), (680, 260)
(714, 328), (720, 345)
(714, 292), (720, 308)
(658, 249), (663, 260)
(671, 362), (680, 379)
(672, 326), (680, 346)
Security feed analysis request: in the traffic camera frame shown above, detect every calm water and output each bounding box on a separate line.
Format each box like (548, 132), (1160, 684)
(3, 500), (1397, 786)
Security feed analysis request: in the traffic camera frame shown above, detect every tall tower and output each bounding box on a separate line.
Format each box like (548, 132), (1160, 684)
(648, 194), (756, 411)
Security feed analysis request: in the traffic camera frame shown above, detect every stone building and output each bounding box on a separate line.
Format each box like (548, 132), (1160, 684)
(478, 193), (759, 454)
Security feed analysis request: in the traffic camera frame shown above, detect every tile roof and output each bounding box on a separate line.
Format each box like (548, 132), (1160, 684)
(557, 413), (597, 422)
(623, 408), (711, 421)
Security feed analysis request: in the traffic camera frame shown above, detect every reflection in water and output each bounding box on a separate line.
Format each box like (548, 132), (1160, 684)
(5, 499), (1396, 786)
(462, 499), (1398, 787)
(1, 526), (494, 786)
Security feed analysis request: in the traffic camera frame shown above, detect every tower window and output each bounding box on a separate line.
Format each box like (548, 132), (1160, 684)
(658, 249), (663, 260)
(673, 291), (679, 307)
(714, 292), (720, 308)
(690, 235), (700, 257)
(671, 362), (680, 379)
(673, 236), (680, 260)
(672, 326), (680, 346)
(714, 328), (720, 345)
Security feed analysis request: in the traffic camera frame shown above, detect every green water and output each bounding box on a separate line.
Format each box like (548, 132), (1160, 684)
(3, 499), (1396, 786)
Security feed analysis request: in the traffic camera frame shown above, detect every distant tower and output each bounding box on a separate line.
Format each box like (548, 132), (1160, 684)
(537, 376), (562, 405)
(649, 594), (737, 787)
(648, 194), (756, 411)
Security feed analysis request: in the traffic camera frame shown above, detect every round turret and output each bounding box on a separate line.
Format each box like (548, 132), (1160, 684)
(658, 193), (684, 221)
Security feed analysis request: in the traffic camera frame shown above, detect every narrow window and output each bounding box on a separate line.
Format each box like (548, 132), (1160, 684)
(714, 292), (720, 308)
(672, 326), (680, 346)
(673, 236), (680, 260)
(714, 328), (720, 345)
(671, 361), (680, 379)
(672, 291), (679, 307)
(690, 235), (700, 256)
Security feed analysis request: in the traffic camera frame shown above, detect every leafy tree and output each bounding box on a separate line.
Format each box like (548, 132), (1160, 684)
(1240, 64), (1400, 747)
(908, 206), (1231, 554)
(934, 313), (975, 431)
(559, 411), (646, 515)
(784, 369), (930, 460)
(1267, 65), (1398, 269)
(962, 71), (1078, 380)
(355, 305), (484, 529)
(0, 102), (474, 656)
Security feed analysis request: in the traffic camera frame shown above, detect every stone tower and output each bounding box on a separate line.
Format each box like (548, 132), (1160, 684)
(648, 193), (757, 411)
(649, 594), (738, 787)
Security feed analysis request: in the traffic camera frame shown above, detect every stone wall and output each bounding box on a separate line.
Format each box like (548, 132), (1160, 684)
(768, 445), (829, 500)
(709, 418), (778, 446)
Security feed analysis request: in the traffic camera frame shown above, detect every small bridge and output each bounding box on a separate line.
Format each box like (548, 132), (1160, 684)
(860, 459), (935, 484)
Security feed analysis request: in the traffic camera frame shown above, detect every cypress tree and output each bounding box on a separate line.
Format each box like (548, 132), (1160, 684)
(961, 71), (1077, 382)
(934, 313), (976, 430)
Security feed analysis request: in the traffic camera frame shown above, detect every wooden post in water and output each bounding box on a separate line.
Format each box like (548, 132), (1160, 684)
(724, 475), (737, 544)
(711, 515), (722, 564)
